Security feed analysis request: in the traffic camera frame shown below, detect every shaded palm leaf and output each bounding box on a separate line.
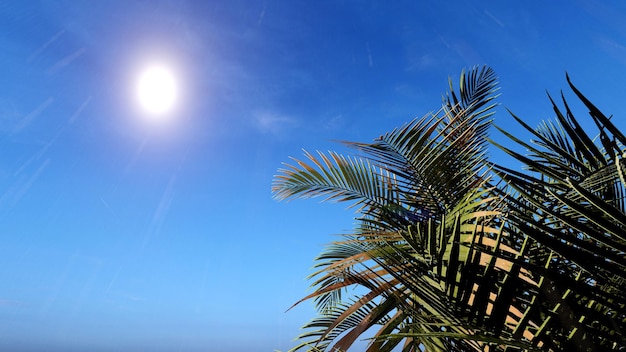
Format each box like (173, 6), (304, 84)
(492, 76), (626, 350)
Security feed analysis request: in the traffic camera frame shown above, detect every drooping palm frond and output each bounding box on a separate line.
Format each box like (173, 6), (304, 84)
(273, 150), (403, 233)
(287, 197), (536, 352)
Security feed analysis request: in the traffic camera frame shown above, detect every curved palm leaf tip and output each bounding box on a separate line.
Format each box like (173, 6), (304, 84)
(272, 66), (505, 351)
(491, 76), (626, 350)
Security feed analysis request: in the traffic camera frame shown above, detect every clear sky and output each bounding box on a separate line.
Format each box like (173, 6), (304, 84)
(2, 1), (626, 351)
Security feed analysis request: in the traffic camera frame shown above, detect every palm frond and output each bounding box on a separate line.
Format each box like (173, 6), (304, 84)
(493, 75), (626, 350)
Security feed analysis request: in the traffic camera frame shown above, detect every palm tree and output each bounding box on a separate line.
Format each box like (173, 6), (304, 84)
(274, 66), (526, 351)
(273, 66), (626, 351)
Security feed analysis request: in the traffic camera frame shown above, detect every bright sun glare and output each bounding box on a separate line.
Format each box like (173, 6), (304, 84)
(136, 64), (178, 117)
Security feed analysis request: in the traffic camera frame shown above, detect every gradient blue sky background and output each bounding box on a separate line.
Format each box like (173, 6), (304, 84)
(2, 1), (626, 351)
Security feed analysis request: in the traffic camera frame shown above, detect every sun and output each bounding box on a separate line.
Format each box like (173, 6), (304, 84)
(136, 64), (178, 116)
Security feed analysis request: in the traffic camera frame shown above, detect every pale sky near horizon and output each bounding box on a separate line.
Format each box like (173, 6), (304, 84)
(1, 1), (626, 351)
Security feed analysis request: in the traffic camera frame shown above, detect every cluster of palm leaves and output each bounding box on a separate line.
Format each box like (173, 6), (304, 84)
(272, 66), (626, 351)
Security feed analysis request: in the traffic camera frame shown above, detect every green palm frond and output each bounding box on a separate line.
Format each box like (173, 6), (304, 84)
(446, 65), (500, 119)
(273, 150), (401, 209)
(343, 66), (499, 214)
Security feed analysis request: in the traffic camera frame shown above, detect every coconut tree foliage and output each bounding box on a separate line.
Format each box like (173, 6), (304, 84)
(272, 66), (626, 351)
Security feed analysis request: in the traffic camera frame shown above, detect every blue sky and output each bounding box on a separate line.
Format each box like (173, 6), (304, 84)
(2, 1), (626, 351)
